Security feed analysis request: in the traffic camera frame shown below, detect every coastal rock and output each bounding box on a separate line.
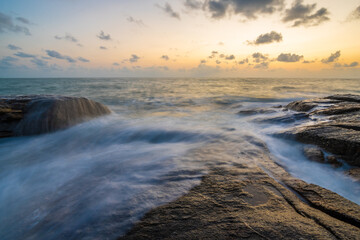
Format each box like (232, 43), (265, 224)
(303, 146), (325, 163)
(0, 95), (111, 137)
(346, 168), (360, 182)
(282, 94), (360, 167)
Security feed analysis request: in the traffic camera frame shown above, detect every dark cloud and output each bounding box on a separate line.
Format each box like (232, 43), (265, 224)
(225, 55), (235, 60)
(0, 56), (18, 68)
(156, 3), (181, 20)
(184, 0), (203, 10)
(97, 31), (111, 40)
(277, 53), (303, 62)
(30, 58), (48, 67)
(204, 0), (284, 19)
(252, 52), (268, 63)
(254, 62), (269, 69)
(7, 44), (22, 51)
(129, 54), (140, 63)
(248, 31), (283, 45)
(208, 51), (218, 58)
(54, 33), (78, 43)
(46, 50), (76, 63)
(215, 60), (221, 64)
(127, 16), (145, 26)
(161, 55), (170, 61)
(14, 52), (36, 58)
(335, 62), (359, 68)
(78, 57), (90, 63)
(238, 58), (248, 64)
(99, 46), (107, 50)
(113, 62), (120, 66)
(219, 54), (225, 58)
(344, 62), (359, 67)
(0, 12), (31, 35)
(348, 5), (360, 21)
(302, 60), (315, 64)
(200, 59), (207, 64)
(16, 17), (31, 25)
(321, 51), (340, 64)
(282, 0), (330, 27)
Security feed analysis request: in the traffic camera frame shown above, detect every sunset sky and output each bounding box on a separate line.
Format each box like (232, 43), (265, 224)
(0, 0), (359, 78)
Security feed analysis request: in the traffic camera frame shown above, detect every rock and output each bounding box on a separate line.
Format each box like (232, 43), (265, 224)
(326, 155), (343, 168)
(281, 94), (360, 167)
(286, 100), (317, 112)
(0, 95), (111, 137)
(238, 108), (276, 115)
(303, 146), (325, 163)
(346, 168), (360, 182)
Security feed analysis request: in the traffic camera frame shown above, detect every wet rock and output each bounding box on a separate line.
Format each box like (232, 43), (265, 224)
(0, 95), (111, 137)
(346, 168), (360, 182)
(303, 146), (325, 163)
(326, 155), (343, 168)
(238, 108), (276, 115)
(282, 94), (360, 167)
(121, 166), (360, 240)
(286, 100), (317, 112)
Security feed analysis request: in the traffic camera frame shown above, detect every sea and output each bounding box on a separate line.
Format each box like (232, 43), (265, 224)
(0, 78), (359, 239)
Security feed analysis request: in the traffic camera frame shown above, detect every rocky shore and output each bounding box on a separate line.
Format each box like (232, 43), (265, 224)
(0, 95), (111, 137)
(121, 94), (360, 239)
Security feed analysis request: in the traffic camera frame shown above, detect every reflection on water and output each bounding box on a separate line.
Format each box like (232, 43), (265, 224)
(0, 78), (359, 239)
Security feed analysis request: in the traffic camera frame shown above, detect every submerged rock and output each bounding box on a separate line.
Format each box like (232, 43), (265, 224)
(0, 95), (111, 137)
(303, 146), (325, 163)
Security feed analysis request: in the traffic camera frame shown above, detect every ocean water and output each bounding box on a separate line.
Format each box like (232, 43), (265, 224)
(0, 78), (360, 239)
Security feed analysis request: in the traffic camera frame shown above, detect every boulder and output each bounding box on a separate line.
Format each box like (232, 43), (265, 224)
(303, 146), (325, 163)
(0, 95), (111, 137)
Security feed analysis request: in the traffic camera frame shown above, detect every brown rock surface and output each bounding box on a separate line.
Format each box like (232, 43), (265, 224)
(120, 135), (360, 239)
(282, 94), (360, 167)
(0, 95), (111, 137)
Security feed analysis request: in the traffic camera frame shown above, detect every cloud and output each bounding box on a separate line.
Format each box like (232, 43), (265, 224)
(99, 46), (107, 50)
(16, 17), (31, 25)
(302, 60), (315, 64)
(248, 31), (283, 45)
(113, 62), (120, 66)
(54, 33), (78, 43)
(277, 53), (303, 62)
(218, 41), (224, 46)
(78, 57), (90, 63)
(127, 16), (145, 26)
(7, 44), (22, 51)
(335, 62), (359, 68)
(216, 60), (221, 64)
(200, 59), (207, 64)
(97, 30), (111, 40)
(156, 3), (181, 20)
(0, 12), (31, 35)
(184, 0), (203, 10)
(46, 50), (76, 63)
(252, 52), (268, 63)
(14, 52), (36, 58)
(321, 51), (340, 64)
(30, 58), (48, 67)
(282, 0), (330, 27)
(129, 54), (140, 63)
(238, 58), (248, 64)
(254, 62), (269, 69)
(225, 55), (235, 60)
(203, 0), (284, 20)
(208, 51), (218, 58)
(348, 5), (360, 21)
(0, 56), (18, 68)
(161, 55), (170, 61)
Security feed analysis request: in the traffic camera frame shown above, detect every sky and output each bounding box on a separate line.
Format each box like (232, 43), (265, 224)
(0, 0), (359, 78)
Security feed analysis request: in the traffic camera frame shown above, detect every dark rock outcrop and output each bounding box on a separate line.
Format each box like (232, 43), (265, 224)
(303, 146), (325, 163)
(283, 94), (360, 167)
(0, 95), (111, 137)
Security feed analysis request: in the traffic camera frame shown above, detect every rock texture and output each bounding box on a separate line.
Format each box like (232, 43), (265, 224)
(283, 94), (360, 167)
(120, 133), (360, 239)
(0, 95), (111, 137)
